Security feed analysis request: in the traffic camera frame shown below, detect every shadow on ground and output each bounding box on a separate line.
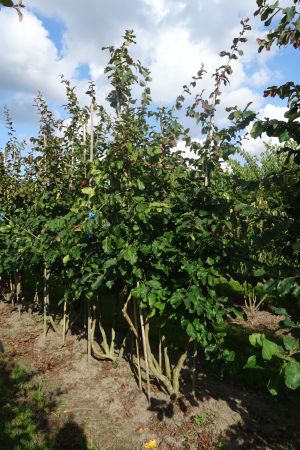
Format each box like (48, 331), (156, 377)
(146, 364), (300, 450)
(53, 420), (88, 450)
(0, 352), (89, 450)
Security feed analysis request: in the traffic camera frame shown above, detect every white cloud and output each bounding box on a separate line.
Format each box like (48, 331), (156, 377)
(250, 67), (281, 88)
(143, 0), (170, 23)
(0, 10), (74, 100)
(242, 104), (287, 155)
(224, 87), (262, 110)
(259, 104), (287, 121)
(142, 0), (186, 24)
(175, 139), (201, 159)
(242, 135), (266, 155)
(0, 0), (287, 135)
(250, 68), (271, 87)
(139, 25), (218, 103)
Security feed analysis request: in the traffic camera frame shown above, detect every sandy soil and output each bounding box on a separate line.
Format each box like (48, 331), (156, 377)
(230, 307), (285, 333)
(0, 301), (299, 450)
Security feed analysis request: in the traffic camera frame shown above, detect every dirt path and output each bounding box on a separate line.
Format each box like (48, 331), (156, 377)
(0, 301), (299, 450)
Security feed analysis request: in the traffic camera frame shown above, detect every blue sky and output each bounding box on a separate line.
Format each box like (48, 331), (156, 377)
(35, 14), (66, 58)
(0, 0), (299, 155)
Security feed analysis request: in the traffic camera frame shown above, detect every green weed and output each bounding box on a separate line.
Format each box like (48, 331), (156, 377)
(191, 412), (208, 426)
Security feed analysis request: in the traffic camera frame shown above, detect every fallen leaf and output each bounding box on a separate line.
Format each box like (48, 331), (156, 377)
(143, 439), (158, 449)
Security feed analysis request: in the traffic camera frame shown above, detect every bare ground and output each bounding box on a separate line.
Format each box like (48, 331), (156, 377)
(0, 301), (299, 450)
(230, 307), (285, 333)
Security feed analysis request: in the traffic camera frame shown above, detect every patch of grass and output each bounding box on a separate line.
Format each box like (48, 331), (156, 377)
(31, 383), (47, 407)
(0, 356), (52, 450)
(191, 412), (209, 426)
(0, 355), (125, 450)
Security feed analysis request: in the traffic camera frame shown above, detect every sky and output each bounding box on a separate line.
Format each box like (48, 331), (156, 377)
(0, 0), (299, 155)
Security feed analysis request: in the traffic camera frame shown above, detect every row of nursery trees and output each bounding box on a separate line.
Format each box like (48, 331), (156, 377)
(0, 0), (300, 398)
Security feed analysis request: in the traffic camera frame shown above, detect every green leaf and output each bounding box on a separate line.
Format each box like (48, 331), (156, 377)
(254, 268), (266, 277)
(71, 247), (81, 260)
(251, 121), (264, 138)
(280, 316), (295, 328)
(86, 291), (93, 300)
(231, 307), (245, 320)
(122, 247), (138, 265)
(15, 5), (23, 21)
(0, 0), (14, 6)
(283, 335), (299, 353)
(148, 293), (156, 308)
(284, 360), (300, 390)
(170, 290), (183, 308)
(293, 285), (300, 298)
(267, 374), (280, 396)
(133, 267), (143, 279)
(102, 237), (112, 254)
(91, 275), (103, 291)
(186, 323), (196, 339)
(263, 278), (276, 293)
(132, 284), (148, 300)
(249, 333), (263, 348)
(206, 257), (214, 266)
(81, 187), (95, 197)
(0, 225), (11, 233)
(261, 6), (273, 20)
(62, 255), (70, 265)
(149, 201), (170, 209)
(262, 338), (283, 360)
(283, 6), (296, 22)
(296, 18), (300, 33)
(148, 279), (161, 290)
(207, 274), (216, 287)
(234, 203), (257, 216)
(279, 129), (290, 142)
(274, 307), (287, 316)
(103, 258), (117, 270)
(136, 179), (145, 190)
(244, 355), (263, 369)
(278, 278), (294, 297)
(106, 280), (114, 289)
(155, 301), (164, 314)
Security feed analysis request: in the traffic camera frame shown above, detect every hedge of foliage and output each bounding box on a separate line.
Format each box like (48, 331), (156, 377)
(0, 1), (299, 397)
